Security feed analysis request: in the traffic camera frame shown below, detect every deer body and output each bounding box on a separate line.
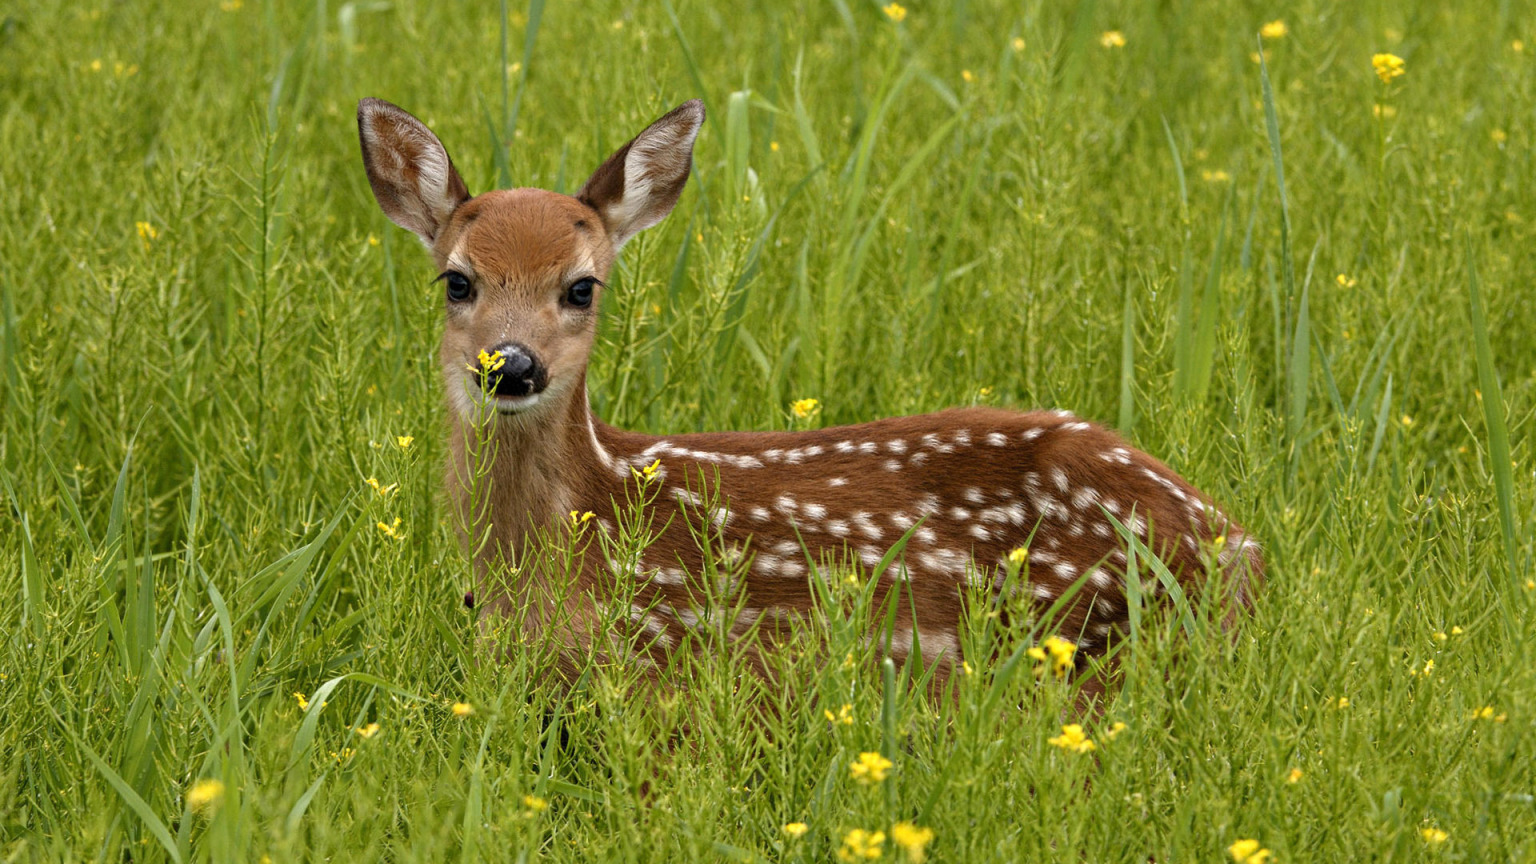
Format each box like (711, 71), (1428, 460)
(359, 97), (1261, 690)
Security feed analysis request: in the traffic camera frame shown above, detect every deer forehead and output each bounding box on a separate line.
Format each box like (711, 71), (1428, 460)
(434, 189), (614, 286)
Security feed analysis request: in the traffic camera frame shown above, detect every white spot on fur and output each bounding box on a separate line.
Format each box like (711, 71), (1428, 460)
(802, 502), (828, 520)
(750, 506), (770, 522)
(829, 477), (848, 487)
(1021, 427), (1044, 442)
(986, 432), (1007, 447)
(883, 459), (902, 472)
(963, 487), (985, 505)
(886, 439), (908, 454)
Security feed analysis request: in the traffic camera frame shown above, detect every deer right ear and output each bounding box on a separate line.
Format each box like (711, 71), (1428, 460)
(357, 98), (470, 246)
(578, 99), (705, 251)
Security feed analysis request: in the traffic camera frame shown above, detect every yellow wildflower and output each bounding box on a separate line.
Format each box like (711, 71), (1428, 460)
(1433, 631), (1448, 642)
(1104, 721), (1128, 740)
(1420, 658), (1434, 676)
(838, 829), (886, 862)
(1260, 20), (1288, 39)
(1491, 128), (1508, 144)
(1373, 103), (1398, 119)
(1048, 723), (1096, 754)
(1372, 52), (1406, 83)
(451, 702), (474, 717)
(88, 59), (103, 72)
(824, 703), (855, 726)
(881, 3), (906, 23)
(1451, 625), (1464, 635)
(396, 435), (414, 449)
(1420, 827), (1449, 847)
(791, 397), (821, 419)
(295, 691), (311, 710)
(569, 510), (595, 527)
(354, 722), (381, 739)
(1512, 39), (1525, 53)
(523, 794), (549, 813)
(135, 221), (158, 250)
(1336, 273), (1358, 288)
(1202, 169), (1231, 183)
(783, 822), (809, 839)
(474, 349), (506, 373)
(632, 458), (662, 484)
(376, 517), (403, 539)
(1029, 635), (1077, 678)
(961, 660), (974, 676)
(365, 477), (397, 497)
(1333, 696), (1350, 708)
(1470, 705), (1495, 720)
(1100, 30), (1126, 49)
(1007, 547), (1028, 566)
(219, 0), (243, 10)
(890, 822), (934, 862)
(1228, 839), (1274, 864)
(849, 751), (893, 785)
(770, 140), (780, 152)
(961, 69), (975, 84)
(1011, 37), (1025, 52)
(186, 779), (225, 812)
(1286, 767), (1304, 783)
(367, 233), (380, 247)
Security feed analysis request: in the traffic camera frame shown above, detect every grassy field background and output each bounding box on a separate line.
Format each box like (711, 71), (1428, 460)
(3, 0), (1536, 860)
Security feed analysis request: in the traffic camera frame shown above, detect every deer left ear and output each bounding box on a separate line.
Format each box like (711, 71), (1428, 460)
(577, 99), (705, 251)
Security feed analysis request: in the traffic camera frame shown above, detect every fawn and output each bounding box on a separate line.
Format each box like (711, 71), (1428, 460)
(356, 97), (1261, 699)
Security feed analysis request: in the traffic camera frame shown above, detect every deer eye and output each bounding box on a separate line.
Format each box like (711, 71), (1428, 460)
(564, 277), (597, 309)
(443, 272), (473, 303)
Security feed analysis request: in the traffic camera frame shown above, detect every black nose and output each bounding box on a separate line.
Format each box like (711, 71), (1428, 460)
(482, 343), (548, 398)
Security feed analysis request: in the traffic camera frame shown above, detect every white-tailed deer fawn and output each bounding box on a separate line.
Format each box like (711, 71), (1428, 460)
(357, 97), (1261, 698)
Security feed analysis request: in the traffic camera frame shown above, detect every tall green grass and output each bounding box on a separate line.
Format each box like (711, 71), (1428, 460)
(2, 1), (1534, 861)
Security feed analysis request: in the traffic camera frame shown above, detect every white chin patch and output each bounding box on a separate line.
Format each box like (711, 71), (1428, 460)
(493, 392), (541, 414)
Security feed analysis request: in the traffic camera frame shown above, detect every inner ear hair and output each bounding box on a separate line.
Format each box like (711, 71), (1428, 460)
(578, 99), (705, 250)
(357, 98), (471, 245)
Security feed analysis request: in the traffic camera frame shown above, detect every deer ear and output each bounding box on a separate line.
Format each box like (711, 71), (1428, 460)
(577, 99), (704, 251)
(357, 98), (470, 245)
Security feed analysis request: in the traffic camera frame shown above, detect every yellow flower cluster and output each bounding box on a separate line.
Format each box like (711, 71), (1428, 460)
(1027, 635), (1077, 678)
(569, 510), (595, 527)
(1228, 838), (1273, 864)
(791, 397), (821, 419)
(353, 722), (381, 739)
(849, 751), (893, 784)
(471, 349), (506, 374)
(1100, 30), (1126, 49)
(881, 3), (906, 23)
(824, 702), (854, 726)
(523, 794), (549, 813)
(782, 822), (809, 839)
(1420, 827), (1448, 846)
(1260, 20), (1288, 39)
(186, 779), (225, 812)
(365, 476), (397, 497)
(376, 517), (403, 539)
(451, 701), (475, 717)
(632, 458), (662, 484)
(1372, 52), (1406, 83)
(891, 821), (934, 862)
(839, 828), (885, 862)
(1048, 723), (1095, 754)
(1007, 547), (1028, 566)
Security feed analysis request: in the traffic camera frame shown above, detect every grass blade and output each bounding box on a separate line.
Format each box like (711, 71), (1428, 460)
(1466, 240), (1521, 589)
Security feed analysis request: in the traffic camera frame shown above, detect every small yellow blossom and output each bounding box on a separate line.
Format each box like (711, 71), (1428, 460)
(365, 477), (397, 497)
(978, 386), (994, 398)
(1029, 635), (1077, 678)
(1104, 721), (1128, 740)
(1400, 414), (1415, 428)
(611, 19), (624, 29)
(838, 829), (886, 862)
(569, 510), (595, 527)
(135, 221), (159, 246)
(1007, 547), (1028, 566)
(1011, 37), (1026, 52)
(783, 822), (809, 839)
(1372, 52), (1406, 83)
(523, 794), (549, 812)
(1049, 723), (1096, 754)
(1491, 128), (1508, 144)
(1373, 103), (1398, 119)
(770, 141), (780, 152)
(1202, 169), (1231, 183)
(295, 691), (311, 710)
(1420, 827), (1449, 847)
(354, 722), (381, 739)
(849, 751), (893, 785)
(1433, 631), (1448, 642)
(473, 349), (506, 373)
(1100, 30), (1127, 49)
(1527, 578), (1535, 590)
(791, 397), (821, 419)
(961, 660), (974, 676)
(1260, 20), (1288, 39)
(88, 59), (103, 72)
(881, 3), (906, 23)
(396, 435), (414, 449)
(1286, 767), (1304, 783)
(220, 0), (243, 10)
(961, 69), (975, 84)
(330, 747), (356, 762)
(1513, 39), (1525, 53)
(112, 61), (138, 78)
(367, 233), (380, 247)
(1249, 50), (1271, 65)
(824, 703), (855, 726)
(1333, 696), (1350, 708)
(1421, 659), (1434, 676)
(1335, 273), (1358, 288)
(451, 702), (475, 717)
(1470, 705), (1496, 720)
(1228, 839), (1274, 864)
(1451, 625), (1464, 636)
(186, 779), (225, 812)
(891, 822), (934, 862)
(376, 517), (403, 539)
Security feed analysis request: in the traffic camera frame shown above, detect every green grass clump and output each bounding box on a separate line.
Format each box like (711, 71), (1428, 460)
(3, 1), (1535, 860)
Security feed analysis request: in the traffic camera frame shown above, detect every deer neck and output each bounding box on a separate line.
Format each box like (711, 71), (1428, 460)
(449, 371), (616, 566)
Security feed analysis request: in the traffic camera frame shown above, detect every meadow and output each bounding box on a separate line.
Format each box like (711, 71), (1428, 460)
(3, 0), (1535, 860)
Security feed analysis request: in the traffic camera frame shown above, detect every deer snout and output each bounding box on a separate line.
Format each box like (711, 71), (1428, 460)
(483, 343), (548, 398)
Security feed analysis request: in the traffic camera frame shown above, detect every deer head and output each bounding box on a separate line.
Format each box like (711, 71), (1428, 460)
(357, 98), (705, 422)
